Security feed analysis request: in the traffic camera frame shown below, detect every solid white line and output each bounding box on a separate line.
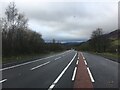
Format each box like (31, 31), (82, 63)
(48, 52), (77, 90)
(72, 67), (77, 81)
(78, 56), (79, 59)
(0, 50), (71, 71)
(30, 61), (50, 70)
(87, 67), (95, 83)
(48, 84), (55, 90)
(0, 79), (7, 83)
(55, 57), (61, 60)
(84, 60), (87, 65)
(76, 60), (79, 65)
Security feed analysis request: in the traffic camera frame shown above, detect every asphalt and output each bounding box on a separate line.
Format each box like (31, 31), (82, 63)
(1, 50), (119, 89)
(83, 52), (119, 88)
(2, 50), (78, 88)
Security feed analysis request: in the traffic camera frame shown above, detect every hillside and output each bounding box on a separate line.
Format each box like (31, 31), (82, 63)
(74, 29), (119, 63)
(103, 29), (119, 46)
(105, 29), (120, 39)
(78, 29), (119, 48)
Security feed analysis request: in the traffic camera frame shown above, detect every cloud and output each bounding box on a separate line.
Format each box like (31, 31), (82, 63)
(0, 0), (118, 41)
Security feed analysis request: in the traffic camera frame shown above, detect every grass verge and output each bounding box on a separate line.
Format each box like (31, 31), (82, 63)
(2, 51), (64, 65)
(93, 52), (119, 63)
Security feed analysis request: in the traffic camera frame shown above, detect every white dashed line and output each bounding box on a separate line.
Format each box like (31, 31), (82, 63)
(84, 60), (87, 65)
(30, 61), (50, 70)
(81, 52), (94, 83)
(81, 52), (85, 60)
(48, 53), (77, 90)
(55, 57), (61, 60)
(87, 67), (95, 83)
(0, 56), (52, 71)
(0, 79), (7, 83)
(72, 67), (77, 81)
(0, 50), (71, 71)
(83, 56), (85, 60)
(76, 60), (79, 65)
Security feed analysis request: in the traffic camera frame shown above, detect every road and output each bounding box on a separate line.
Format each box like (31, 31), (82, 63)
(1, 50), (78, 89)
(83, 52), (119, 88)
(0, 50), (119, 89)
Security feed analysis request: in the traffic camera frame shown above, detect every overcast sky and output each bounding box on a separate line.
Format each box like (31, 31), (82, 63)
(0, 0), (118, 42)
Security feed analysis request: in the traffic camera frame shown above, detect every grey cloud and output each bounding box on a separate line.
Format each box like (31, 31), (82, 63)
(0, 1), (118, 41)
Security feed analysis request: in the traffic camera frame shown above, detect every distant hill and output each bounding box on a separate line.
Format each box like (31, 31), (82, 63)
(62, 41), (83, 46)
(104, 29), (119, 40)
(74, 29), (119, 51)
(105, 29), (119, 47)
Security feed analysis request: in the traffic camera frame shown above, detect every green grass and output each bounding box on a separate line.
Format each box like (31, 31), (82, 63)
(2, 51), (63, 64)
(94, 52), (119, 62)
(112, 39), (119, 46)
(98, 52), (119, 59)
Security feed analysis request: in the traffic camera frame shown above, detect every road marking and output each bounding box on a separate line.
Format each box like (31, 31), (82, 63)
(0, 57), (50, 71)
(48, 84), (55, 90)
(48, 52), (77, 90)
(0, 50), (71, 71)
(72, 67), (77, 81)
(55, 57), (61, 60)
(30, 61), (50, 70)
(87, 67), (95, 83)
(0, 79), (7, 83)
(81, 52), (85, 60)
(78, 56), (79, 59)
(83, 56), (85, 60)
(84, 60), (87, 65)
(76, 60), (79, 65)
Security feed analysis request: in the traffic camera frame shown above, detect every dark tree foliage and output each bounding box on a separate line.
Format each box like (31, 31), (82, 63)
(2, 2), (65, 57)
(89, 28), (110, 52)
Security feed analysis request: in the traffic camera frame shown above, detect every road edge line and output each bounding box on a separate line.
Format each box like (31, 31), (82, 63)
(48, 52), (77, 90)
(1, 50), (71, 71)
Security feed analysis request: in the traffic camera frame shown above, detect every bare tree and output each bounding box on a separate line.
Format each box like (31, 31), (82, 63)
(90, 28), (110, 52)
(5, 2), (18, 28)
(2, 2), (64, 57)
(90, 28), (103, 52)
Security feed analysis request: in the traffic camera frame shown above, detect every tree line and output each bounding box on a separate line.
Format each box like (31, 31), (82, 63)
(1, 2), (65, 57)
(89, 28), (110, 52)
(75, 28), (119, 53)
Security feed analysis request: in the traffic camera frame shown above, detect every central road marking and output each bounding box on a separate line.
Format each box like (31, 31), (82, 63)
(81, 52), (85, 60)
(55, 57), (61, 60)
(87, 67), (95, 83)
(76, 60), (79, 65)
(0, 79), (7, 83)
(84, 60), (87, 65)
(30, 61), (50, 70)
(81, 52), (95, 83)
(48, 53), (77, 90)
(72, 67), (77, 81)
